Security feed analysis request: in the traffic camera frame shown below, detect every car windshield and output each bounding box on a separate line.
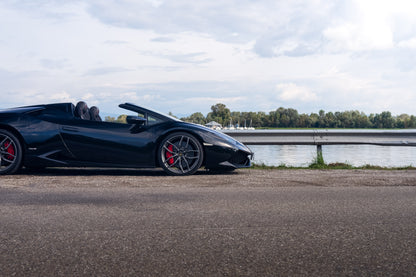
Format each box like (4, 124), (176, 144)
(140, 105), (180, 122)
(119, 103), (180, 123)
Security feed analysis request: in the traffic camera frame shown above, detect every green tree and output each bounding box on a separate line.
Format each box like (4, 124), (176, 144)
(408, 115), (416, 128)
(105, 116), (116, 122)
(269, 111), (280, 127)
(179, 103), (414, 129)
(105, 115), (127, 124)
(168, 112), (178, 119)
(373, 111), (395, 128)
(116, 114), (128, 123)
(298, 113), (311, 127)
(206, 103), (231, 126)
(380, 111), (395, 128)
(318, 110), (326, 127)
(182, 112), (206, 125)
(309, 113), (319, 128)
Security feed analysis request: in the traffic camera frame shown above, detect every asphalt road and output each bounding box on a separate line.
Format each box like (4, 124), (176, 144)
(1, 168), (416, 276)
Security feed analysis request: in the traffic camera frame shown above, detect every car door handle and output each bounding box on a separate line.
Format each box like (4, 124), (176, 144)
(62, 126), (79, 132)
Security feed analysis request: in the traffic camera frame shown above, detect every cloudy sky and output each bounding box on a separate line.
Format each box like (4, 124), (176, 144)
(1, 0), (416, 117)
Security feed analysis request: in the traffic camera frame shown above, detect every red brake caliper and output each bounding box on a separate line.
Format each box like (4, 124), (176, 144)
(166, 144), (174, 165)
(4, 141), (15, 161)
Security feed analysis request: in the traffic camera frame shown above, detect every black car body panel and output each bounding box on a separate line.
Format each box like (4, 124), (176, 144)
(0, 102), (253, 175)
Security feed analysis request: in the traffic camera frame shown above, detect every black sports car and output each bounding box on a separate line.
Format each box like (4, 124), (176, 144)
(0, 101), (253, 176)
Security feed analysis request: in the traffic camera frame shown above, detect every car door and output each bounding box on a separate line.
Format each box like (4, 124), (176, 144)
(60, 119), (156, 166)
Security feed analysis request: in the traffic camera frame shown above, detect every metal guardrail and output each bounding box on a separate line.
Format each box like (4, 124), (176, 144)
(222, 129), (416, 146)
(223, 129), (416, 160)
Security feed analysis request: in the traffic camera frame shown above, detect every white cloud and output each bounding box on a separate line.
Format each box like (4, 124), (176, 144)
(323, 0), (416, 52)
(50, 91), (74, 102)
(119, 92), (139, 102)
(277, 83), (317, 102)
(398, 38), (416, 48)
(323, 11), (393, 51)
(1, 0), (416, 116)
(324, 23), (394, 52)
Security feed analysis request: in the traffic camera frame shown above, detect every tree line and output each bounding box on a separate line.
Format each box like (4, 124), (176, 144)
(180, 103), (416, 129)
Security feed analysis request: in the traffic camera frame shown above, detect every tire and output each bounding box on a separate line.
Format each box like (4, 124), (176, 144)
(0, 130), (23, 175)
(158, 132), (204, 176)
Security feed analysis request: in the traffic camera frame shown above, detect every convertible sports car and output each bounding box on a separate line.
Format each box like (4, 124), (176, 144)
(0, 101), (253, 176)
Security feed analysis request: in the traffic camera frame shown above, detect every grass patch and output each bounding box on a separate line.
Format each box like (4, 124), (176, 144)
(326, 163), (354, 169)
(360, 164), (385, 170)
(250, 162), (416, 170)
(309, 150), (326, 169)
(251, 162), (303, 170)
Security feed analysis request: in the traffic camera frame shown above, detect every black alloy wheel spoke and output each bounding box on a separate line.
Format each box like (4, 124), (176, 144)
(3, 141), (13, 150)
(179, 161), (184, 173)
(184, 155), (199, 160)
(1, 156), (14, 163)
(179, 136), (184, 147)
(182, 157), (190, 171)
(0, 137), (7, 146)
(185, 136), (190, 148)
(167, 140), (180, 152)
(185, 149), (199, 154)
(163, 145), (175, 154)
(184, 149), (199, 159)
(166, 155), (180, 168)
(0, 150), (15, 158)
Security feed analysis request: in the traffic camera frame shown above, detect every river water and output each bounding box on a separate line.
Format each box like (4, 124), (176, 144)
(249, 145), (416, 167)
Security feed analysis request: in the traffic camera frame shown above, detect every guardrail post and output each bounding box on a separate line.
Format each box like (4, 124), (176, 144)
(317, 144), (322, 155)
(316, 144), (324, 165)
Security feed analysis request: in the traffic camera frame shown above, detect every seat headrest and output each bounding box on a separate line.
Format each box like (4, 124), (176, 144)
(74, 101), (90, 120)
(89, 106), (102, 121)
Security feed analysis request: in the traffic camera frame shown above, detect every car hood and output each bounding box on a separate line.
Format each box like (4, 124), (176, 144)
(178, 122), (253, 154)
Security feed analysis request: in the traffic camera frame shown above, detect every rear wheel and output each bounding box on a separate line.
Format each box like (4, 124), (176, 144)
(158, 132), (203, 176)
(0, 130), (23, 175)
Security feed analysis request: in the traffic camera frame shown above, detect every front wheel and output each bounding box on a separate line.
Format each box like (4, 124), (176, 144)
(0, 130), (23, 175)
(158, 132), (204, 176)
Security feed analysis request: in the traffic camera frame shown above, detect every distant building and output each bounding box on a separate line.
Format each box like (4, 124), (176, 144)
(205, 121), (222, 130)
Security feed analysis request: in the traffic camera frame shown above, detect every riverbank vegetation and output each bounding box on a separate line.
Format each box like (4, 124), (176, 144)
(181, 103), (416, 129)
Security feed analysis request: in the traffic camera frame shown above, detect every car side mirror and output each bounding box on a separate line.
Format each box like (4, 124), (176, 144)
(126, 115), (146, 126)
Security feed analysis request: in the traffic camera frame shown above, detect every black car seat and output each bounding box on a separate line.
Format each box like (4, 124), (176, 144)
(74, 101), (90, 120)
(89, 106), (102, 121)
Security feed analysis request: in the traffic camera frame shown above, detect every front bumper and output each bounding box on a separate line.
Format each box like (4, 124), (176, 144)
(204, 145), (253, 170)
